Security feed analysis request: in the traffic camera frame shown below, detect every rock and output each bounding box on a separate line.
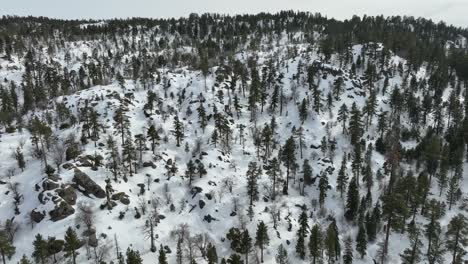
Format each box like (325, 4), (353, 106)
(230, 211), (237, 217)
(88, 233), (98, 247)
(205, 193), (212, 200)
(76, 156), (93, 167)
(112, 192), (130, 205)
(203, 214), (218, 223)
(142, 161), (157, 169)
(50, 202), (75, 221)
(62, 163), (74, 170)
(199, 200), (206, 209)
(190, 186), (203, 195)
(73, 169), (106, 198)
(164, 245), (171, 254)
(42, 180), (59, 191)
(30, 209), (45, 223)
(120, 196), (130, 205)
(57, 186), (77, 205)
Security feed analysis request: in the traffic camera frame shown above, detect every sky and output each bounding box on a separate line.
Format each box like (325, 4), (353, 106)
(2, 0), (468, 28)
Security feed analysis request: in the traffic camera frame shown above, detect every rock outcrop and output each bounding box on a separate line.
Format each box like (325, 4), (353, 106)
(73, 169), (105, 198)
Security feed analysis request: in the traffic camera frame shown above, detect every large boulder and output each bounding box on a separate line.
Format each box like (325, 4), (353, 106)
(49, 202), (75, 221)
(57, 185), (77, 205)
(112, 192), (130, 205)
(30, 209), (45, 223)
(42, 180), (59, 191)
(73, 169), (106, 198)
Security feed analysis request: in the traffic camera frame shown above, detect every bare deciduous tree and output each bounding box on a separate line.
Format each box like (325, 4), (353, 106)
(76, 202), (96, 235)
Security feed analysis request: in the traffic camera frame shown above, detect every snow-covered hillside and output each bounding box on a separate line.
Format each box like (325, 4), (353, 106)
(0, 13), (467, 264)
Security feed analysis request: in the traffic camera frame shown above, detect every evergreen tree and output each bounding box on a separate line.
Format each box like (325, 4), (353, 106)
(207, 243), (218, 264)
(325, 219), (340, 262)
(348, 103), (363, 145)
(32, 234), (48, 264)
(345, 177), (359, 222)
(299, 98), (308, 123)
(147, 124), (160, 153)
(318, 173), (329, 207)
(186, 160), (196, 186)
(337, 103), (349, 133)
(381, 194), (408, 264)
(446, 214), (468, 264)
(246, 162), (261, 206)
(114, 103), (130, 145)
(400, 225), (423, 264)
(343, 236), (354, 264)
(240, 229), (252, 264)
(281, 136), (296, 194)
(197, 102), (207, 132)
(309, 224), (322, 264)
(63, 227), (81, 264)
(275, 244), (289, 264)
(158, 244), (168, 264)
(19, 255), (32, 264)
(266, 158), (281, 201)
(355, 223), (367, 258)
(336, 155), (348, 198)
(295, 209), (309, 259)
(173, 115), (184, 147)
(302, 159), (313, 186)
(126, 248), (143, 264)
(255, 221), (269, 263)
(0, 230), (15, 264)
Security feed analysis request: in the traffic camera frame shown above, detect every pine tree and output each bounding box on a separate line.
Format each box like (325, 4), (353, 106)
(122, 134), (136, 176)
(186, 159), (196, 186)
(336, 155), (348, 198)
(227, 254), (243, 264)
(0, 230), (15, 264)
(207, 243), (218, 264)
(302, 159), (313, 186)
(240, 229), (252, 264)
(126, 248), (143, 264)
(158, 244), (168, 264)
(281, 136), (296, 194)
(446, 214), (468, 264)
(446, 176), (460, 210)
(32, 234), (48, 264)
(424, 199), (445, 259)
(381, 194), (408, 264)
(295, 209), (309, 259)
(355, 223), (367, 258)
(246, 162), (261, 206)
(275, 244), (289, 264)
(309, 224), (322, 264)
(337, 103), (349, 133)
(325, 219), (340, 262)
(266, 158), (281, 201)
(63, 227), (81, 264)
(114, 103), (130, 145)
(197, 102), (207, 132)
(318, 173), (329, 207)
(173, 115), (184, 147)
(348, 103), (363, 145)
(19, 255), (32, 264)
(14, 147), (26, 171)
(299, 98), (308, 123)
(147, 124), (160, 153)
(343, 236), (353, 264)
(255, 221), (269, 263)
(345, 177), (360, 222)
(400, 225), (423, 264)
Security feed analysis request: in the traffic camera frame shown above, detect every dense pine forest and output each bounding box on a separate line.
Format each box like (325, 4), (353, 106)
(0, 11), (467, 264)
